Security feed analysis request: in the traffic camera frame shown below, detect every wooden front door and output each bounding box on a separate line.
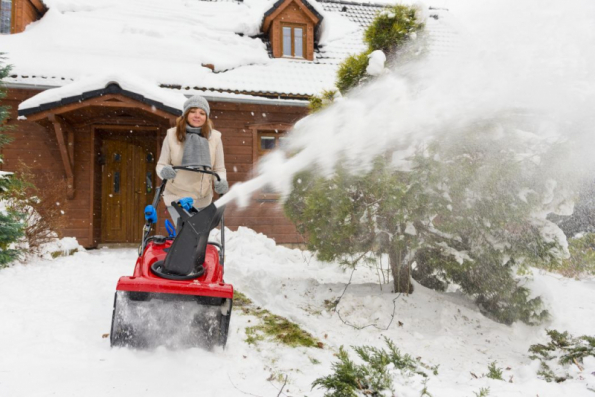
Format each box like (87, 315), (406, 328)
(101, 138), (156, 243)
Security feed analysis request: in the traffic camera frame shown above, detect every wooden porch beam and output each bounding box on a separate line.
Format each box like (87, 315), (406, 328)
(61, 118), (76, 170)
(29, 0), (46, 14)
(68, 128), (74, 169)
(25, 94), (179, 122)
(246, 122), (293, 130)
(48, 114), (75, 199)
(83, 119), (166, 128)
(92, 124), (162, 131)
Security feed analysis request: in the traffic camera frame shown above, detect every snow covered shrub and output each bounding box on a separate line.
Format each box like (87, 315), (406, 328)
(364, 4), (426, 58)
(286, 156), (420, 294)
(473, 388), (491, 397)
(3, 165), (68, 257)
(557, 233), (595, 278)
(312, 337), (435, 397)
(335, 52), (372, 94)
(308, 89), (339, 113)
(285, 112), (575, 324)
(0, 177), (25, 267)
(549, 180), (595, 238)
(529, 329), (595, 383)
(0, 58), (26, 268)
(0, 216), (23, 267)
(309, 3), (425, 103)
(486, 361), (504, 380)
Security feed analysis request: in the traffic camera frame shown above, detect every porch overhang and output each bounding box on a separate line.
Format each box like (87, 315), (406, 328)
(18, 82), (182, 120)
(18, 80), (183, 200)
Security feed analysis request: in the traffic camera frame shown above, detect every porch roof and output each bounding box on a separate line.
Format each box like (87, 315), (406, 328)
(18, 72), (186, 118)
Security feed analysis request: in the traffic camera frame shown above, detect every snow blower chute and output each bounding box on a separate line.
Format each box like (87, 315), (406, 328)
(110, 166), (232, 349)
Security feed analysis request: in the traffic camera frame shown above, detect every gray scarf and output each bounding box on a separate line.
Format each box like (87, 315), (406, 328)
(181, 125), (211, 168)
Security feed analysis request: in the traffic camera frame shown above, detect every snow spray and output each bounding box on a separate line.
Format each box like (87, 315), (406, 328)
(216, 0), (595, 217)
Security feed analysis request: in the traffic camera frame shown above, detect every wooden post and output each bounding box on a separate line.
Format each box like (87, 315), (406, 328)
(67, 127), (74, 169)
(48, 114), (75, 199)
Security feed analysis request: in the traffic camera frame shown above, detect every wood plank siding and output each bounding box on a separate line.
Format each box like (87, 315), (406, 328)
(11, 0), (45, 34)
(1, 88), (94, 245)
(1, 88), (309, 247)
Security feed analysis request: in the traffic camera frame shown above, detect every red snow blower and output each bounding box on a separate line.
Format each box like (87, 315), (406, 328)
(109, 166), (233, 349)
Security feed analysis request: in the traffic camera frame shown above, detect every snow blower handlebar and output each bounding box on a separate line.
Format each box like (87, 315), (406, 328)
(173, 166), (221, 181)
(139, 166), (224, 257)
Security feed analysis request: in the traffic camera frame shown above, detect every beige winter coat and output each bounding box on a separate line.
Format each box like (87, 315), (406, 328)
(156, 127), (227, 209)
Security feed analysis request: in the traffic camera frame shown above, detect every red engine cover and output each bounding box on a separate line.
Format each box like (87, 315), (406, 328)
(116, 240), (233, 299)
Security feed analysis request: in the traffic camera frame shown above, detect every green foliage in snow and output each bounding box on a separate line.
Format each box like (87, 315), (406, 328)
(0, 57), (25, 268)
(286, 112), (575, 324)
(312, 337), (433, 397)
(364, 5), (425, 56)
(335, 52), (372, 96)
(559, 233), (595, 278)
(309, 3), (425, 107)
(486, 361), (504, 380)
(308, 89), (339, 113)
(529, 329), (595, 383)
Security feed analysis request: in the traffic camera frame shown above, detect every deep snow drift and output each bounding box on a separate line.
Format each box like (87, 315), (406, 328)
(0, 228), (594, 396)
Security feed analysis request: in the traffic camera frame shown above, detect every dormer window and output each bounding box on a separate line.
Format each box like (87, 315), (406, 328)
(0, 0), (11, 34)
(282, 23), (306, 58)
(262, 0), (322, 62)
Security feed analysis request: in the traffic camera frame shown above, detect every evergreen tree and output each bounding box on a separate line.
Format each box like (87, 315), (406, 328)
(0, 56), (24, 268)
(288, 4), (576, 325)
(285, 112), (574, 324)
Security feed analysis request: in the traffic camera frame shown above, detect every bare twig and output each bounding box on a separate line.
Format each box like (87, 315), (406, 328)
(276, 375), (288, 397)
(375, 263), (383, 291)
(573, 358), (584, 372)
(335, 267), (358, 307)
(227, 373), (263, 397)
(298, 233), (312, 266)
(334, 266), (402, 330)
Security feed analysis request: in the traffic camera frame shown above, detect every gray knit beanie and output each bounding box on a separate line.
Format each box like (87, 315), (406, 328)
(182, 95), (210, 117)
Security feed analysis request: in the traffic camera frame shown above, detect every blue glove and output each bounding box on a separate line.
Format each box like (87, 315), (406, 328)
(144, 205), (157, 224)
(178, 197), (194, 211)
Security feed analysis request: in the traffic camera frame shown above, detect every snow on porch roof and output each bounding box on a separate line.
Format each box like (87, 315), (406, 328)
(17, 72), (187, 118)
(2, 0), (459, 100)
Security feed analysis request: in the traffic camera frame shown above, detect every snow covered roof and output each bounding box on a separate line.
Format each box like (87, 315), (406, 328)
(319, 0), (385, 28)
(17, 72), (186, 116)
(1, 0), (460, 101)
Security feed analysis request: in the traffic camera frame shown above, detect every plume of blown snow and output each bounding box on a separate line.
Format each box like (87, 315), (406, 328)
(216, 0), (595, 208)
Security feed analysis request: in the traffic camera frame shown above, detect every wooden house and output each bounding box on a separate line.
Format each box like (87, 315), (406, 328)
(0, 0), (456, 247)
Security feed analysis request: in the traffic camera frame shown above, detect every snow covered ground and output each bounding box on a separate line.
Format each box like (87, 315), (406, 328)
(1, 228), (594, 397)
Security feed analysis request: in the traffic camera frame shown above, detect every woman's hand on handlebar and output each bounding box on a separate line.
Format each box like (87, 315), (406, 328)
(159, 165), (177, 180)
(214, 179), (229, 194)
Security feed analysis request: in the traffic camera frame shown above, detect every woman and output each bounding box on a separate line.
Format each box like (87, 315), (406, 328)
(156, 95), (228, 224)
